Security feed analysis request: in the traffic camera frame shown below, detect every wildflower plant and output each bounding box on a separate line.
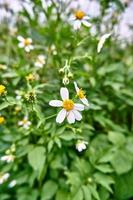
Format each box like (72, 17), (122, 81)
(0, 0), (133, 200)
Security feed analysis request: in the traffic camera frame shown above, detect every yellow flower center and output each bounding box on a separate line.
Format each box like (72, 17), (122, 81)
(77, 89), (86, 99)
(22, 119), (28, 124)
(24, 38), (31, 46)
(0, 85), (6, 95)
(26, 74), (35, 81)
(63, 99), (74, 111)
(0, 116), (5, 124)
(75, 10), (85, 20)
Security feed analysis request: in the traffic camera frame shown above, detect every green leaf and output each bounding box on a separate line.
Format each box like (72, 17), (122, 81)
(41, 180), (58, 200)
(110, 150), (132, 174)
(94, 172), (114, 192)
(89, 185), (100, 200)
(28, 146), (46, 172)
(72, 188), (83, 200)
(108, 131), (125, 146)
(95, 164), (114, 173)
(82, 185), (92, 200)
(56, 190), (69, 200)
(114, 169), (133, 200)
(59, 131), (76, 141)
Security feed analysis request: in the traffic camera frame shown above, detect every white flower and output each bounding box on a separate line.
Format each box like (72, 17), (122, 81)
(35, 55), (45, 68)
(15, 90), (22, 100)
(17, 36), (34, 52)
(71, 10), (91, 30)
(49, 87), (84, 124)
(76, 140), (88, 152)
(8, 180), (17, 188)
(1, 155), (15, 163)
(74, 82), (89, 106)
(97, 33), (111, 53)
(18, 116), (31, 129)
(0, 173), (10, 184)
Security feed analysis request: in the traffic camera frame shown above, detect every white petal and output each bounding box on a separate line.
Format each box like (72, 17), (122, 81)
(29, 45), (34, 50)
(17, 36), (24, 42)
(27, 121), (31, 126)
(81, 97), (89, 107)
(83, 16), (90, 20)
(73, 110), (82, 121)
(67, 111), (75, 124)
(73, 20), (81, 30)
(70, 15), (76, 21)
(56, 109), (66, 124)
(49, 100), (62, 107)
(82, 20), (91, 27)
(74, 103), (84, 111)
(60, 87), (69, 100)
(97, 33), (111, 53)
(23, 124), (29, 129)
(35, 62), (43, 68)
(27, 38), (32, 43)
(74, 81), (79, 93)
(25, 46), (30, 52)
(18, 121), (23, 126)
(18, 42), (24, 48)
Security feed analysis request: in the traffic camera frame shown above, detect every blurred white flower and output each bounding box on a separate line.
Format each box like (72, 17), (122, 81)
(18, 116), (31, 129)
(15, 90), (22, 100)
(1, 155), (15, 163)
(71, 10), (91, 30)
(8, 180), (17, 188)
(0, 173), (10, 184)
(35, 55), (45, 68)
(17, 36), (34, 52)
(49, 87), (84, 124)
(76, 140), (88, 152)
(74, 82), (89, 106)
(0, 0), (22, 23)
(97, 33), (112, 53)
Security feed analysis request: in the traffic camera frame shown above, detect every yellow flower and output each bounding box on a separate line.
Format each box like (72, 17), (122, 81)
(26, 74), (35, 81)
(0, 85), (6, 96)
(0, 116), (5, 124)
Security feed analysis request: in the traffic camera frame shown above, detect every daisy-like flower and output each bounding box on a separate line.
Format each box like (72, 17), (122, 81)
(76, 140), (88, 152)
(74, 82), (89, 106)
(18, 116), (31, 129)
(35, 55), (45, 68)
(17, 36), (34, 52)
(0, 173), (10, 184)
(49, 87), (84, 124)
(1, 154), (15, 163)
(71, 10), (91, 30)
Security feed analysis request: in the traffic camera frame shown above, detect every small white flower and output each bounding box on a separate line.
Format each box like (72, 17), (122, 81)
(35, 55), (45, 68)
(8, 180), (17, 188)
(71, 10), (91, 30)
(0, 173), (10, 184)
(15, 90), (22, 100)
(97, 33), (111, 53)
(1, 155), (15, 163)
(18, 116), (31, 129)
(74, 82), (89, 106)
(49, 87), (84, 124)
(76, 140), (88, 152)
(17, 36), (34, 52)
